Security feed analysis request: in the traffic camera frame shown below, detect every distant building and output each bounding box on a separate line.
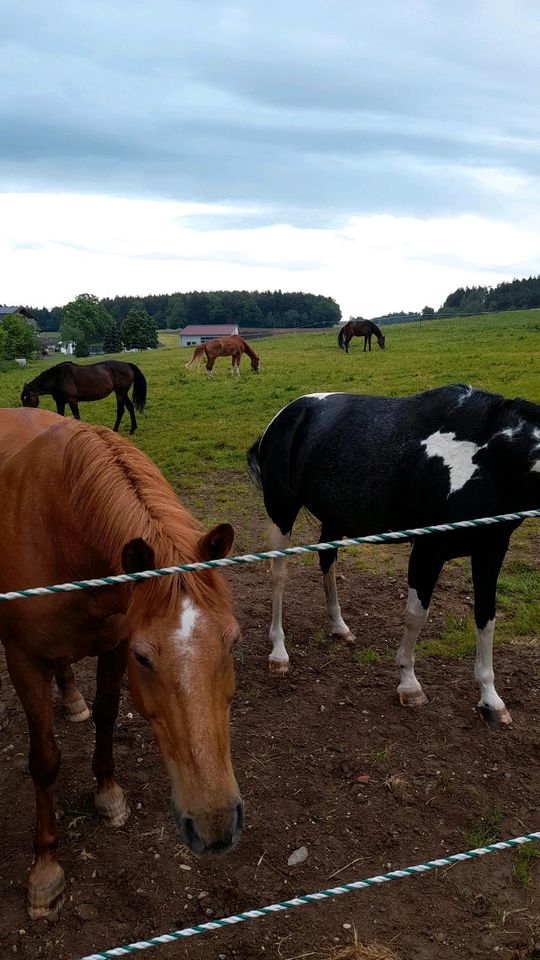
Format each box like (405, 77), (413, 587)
(179, 324), (239, 347)
(0, 305), (39, 329)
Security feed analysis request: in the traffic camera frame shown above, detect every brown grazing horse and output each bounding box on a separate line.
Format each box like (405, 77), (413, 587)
(185, 335), (260, 378)
(0, 408), (242, 918)
(21, 359), (147, 433)
(338, 319), (386, 353)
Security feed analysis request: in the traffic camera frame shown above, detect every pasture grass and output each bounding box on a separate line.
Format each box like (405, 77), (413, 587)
(511, 842), (540, 886)
(0, 309), (538, 659)
(462, 812), (503, 849)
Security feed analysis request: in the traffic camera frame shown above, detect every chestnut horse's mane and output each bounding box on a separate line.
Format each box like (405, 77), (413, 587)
(63, 424), (230, 621)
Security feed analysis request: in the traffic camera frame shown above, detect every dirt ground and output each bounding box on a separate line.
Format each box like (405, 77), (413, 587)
(0, 547), (539, 960)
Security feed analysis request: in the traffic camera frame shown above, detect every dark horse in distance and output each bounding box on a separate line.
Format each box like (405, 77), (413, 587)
(21, 360), (147, 433)
(338, 318), (385, 353)
(248, 385), (540, 728)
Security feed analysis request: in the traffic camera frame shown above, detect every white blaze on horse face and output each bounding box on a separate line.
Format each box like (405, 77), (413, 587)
(172, 597), (201, 672)
(531, 427), (540, 473)
(422, 430), (480, 494)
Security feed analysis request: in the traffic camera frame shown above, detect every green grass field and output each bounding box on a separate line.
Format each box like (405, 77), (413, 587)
(0, 309), (538, 655)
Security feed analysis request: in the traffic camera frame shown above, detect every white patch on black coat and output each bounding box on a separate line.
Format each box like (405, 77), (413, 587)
(421, 430), (480, 494)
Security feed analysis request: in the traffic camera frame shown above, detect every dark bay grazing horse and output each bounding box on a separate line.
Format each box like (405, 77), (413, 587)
(21, 359), (147, 433)
(338, 319), (385, 353)
(248, 385), (540, 727)
(0, 408), (242, 918)
(185, 335), (260, 378)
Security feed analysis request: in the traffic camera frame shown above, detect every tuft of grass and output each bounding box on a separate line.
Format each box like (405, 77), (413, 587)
(462, 812), (503, 849)
(511, 841), (540, 886)
(370, 745), (393, 776)
(323, 929), (400, 959)
(353, 648), (380, 665)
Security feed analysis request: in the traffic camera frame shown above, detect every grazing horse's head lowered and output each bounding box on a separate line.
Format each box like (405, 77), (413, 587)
(21, 383), (39, 407)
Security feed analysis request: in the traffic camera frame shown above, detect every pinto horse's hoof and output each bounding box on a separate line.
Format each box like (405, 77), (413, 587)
(269, 658), (290, 675)
(28, 861), (66, 920)
(0, 702), (9, 731)
(95, 783), (130, 827)
(479, 705), (513, 729)
(332, 630), (356, 645)
(62, 691), (90, 723)
(398, 689), (429, 708)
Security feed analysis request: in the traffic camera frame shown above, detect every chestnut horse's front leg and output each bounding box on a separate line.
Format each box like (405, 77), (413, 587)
(92, 640), (130, 827)
(5, 647), (66, 919)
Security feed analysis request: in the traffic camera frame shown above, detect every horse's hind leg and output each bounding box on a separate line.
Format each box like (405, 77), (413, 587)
(92, 640), (130, 827)
(206, 358), (215, 380)
(113, 393), (125, 432)
(396, 540), (445, 708)
(124, 394), (137, 434)
(5, 648), (66, 918)
(55, 665), (90, 722)
(319, 533), (354, 642)
(268, 523), (293, 673)
(471, 533), (513, 728)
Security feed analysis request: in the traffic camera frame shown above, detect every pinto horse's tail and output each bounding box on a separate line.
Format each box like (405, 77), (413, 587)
(129, 364), (147, 413)
(247, 436), (263, 491)
(338, 325), (347, 350)
(185, 344), (206, 369)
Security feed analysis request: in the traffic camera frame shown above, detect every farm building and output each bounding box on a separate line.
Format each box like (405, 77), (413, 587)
(0, 305), (39, 328)
(179, 323), (239, 347)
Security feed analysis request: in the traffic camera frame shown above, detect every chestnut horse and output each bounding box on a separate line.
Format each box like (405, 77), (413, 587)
(21, 359), (147, 433)
(185, 335), (260, 378)
(338, 319), (385, 353)
(0, 409), (242, 918)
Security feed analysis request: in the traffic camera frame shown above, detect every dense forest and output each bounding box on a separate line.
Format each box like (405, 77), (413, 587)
(438, 274), (540, 316)
(28, 290), (341, 333)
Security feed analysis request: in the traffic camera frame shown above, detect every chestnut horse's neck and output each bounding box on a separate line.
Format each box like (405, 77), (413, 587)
(63, 424), (230, 626)
(240, 339), (258, 362)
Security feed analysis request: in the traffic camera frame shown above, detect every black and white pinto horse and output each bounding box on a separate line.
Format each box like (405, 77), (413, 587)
(248, 385), (540, 728)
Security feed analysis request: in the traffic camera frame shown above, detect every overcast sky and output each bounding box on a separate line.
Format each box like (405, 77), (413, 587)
(1, 0), (539, 317)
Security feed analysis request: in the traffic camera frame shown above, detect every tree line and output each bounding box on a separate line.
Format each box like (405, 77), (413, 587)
(29, 290), (341, 333)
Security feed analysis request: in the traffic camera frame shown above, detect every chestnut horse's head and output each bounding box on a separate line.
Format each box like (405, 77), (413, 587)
(123, 523), (243, 856)
(251, 354), (260, 373)
(21, 384), (40, 407)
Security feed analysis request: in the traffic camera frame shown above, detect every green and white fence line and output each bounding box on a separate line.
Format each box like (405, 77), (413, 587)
(77, 831), (540, 960)
(1, 509), (539, 602)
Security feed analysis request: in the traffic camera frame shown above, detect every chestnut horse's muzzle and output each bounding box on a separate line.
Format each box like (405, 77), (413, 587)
(174, 800), (244, 855)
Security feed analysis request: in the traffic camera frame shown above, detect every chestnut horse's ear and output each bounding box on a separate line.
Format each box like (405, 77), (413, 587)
(197, 523), (235, 561)
(122, 537), (156, 573)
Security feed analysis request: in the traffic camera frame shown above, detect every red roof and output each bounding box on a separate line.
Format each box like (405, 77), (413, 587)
(181, 324), (238, 336)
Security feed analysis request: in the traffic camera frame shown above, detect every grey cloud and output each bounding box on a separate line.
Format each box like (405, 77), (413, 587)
(1, 0), (539, 225)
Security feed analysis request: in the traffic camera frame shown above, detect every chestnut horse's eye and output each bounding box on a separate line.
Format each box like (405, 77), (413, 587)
(134, 652), (152, 669)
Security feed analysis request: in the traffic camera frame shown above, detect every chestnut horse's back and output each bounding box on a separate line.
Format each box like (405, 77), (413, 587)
(0, 408), (64, 464)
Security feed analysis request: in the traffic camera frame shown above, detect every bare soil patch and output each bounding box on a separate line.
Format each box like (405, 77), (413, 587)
(0, 538), (539, 960)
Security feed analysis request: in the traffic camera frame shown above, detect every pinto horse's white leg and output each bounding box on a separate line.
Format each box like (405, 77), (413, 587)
(474, 619), (511, 727)
(396, 588), (429, 707)
(471, 536), (512, 728)
(322, 559), (354, 641)
(268, 524), (290, 673)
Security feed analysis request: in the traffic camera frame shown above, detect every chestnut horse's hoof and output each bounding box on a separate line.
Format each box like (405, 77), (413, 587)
(28, 861), (66, 920)
(95, 783), (130, 827)
(0, 702), (9, 731)
(269, 657), (289, 674)
(62, 691), (90, 723)
(398, 689), (428, 708)
(479, 705), (512, 729)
